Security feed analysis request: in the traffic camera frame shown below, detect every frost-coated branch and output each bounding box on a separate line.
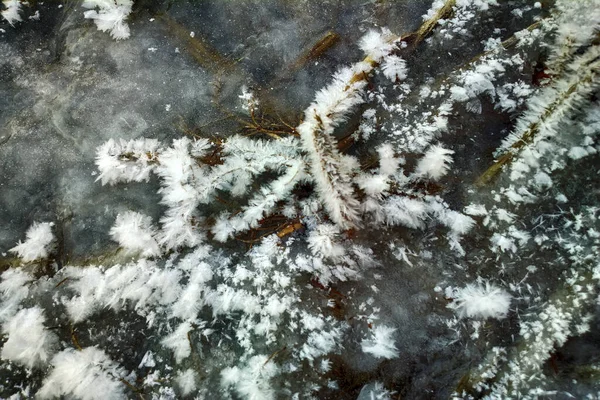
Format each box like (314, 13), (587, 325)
(195, 135), (299, 203)
(298, 28), (399, 229)
(87, 14), (497, 276)
(212, 158), (308, 242)
(500, 47), (600, 154)
(95, 138), (160, 185)
(155, 138), (208, 249)
(93, 22), (483, 251)
(476, 47), (600, 185)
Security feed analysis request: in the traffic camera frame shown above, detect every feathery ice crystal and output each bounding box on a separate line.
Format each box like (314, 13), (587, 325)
(8, 222), (55, 262)
(447, 283), (511, 320)
(82, 0), (133, 40)
(1, 0), (21, 25)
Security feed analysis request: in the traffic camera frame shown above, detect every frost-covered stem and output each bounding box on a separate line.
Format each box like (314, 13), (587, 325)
(412, 0), (456, 45)
(476, 47), (600, 186)
(196, 163), (256, 203)
(237, 160), (306, 226)
(196, 136), (299, 203)
(297, 28), (403, 229)
(212, 160), (307, 241)
(95, 138), (161, 185)
(546, 33), (600, 79)
(299, 108), (365, 229)
(298, 1), (478, 227)
(155, 139), (208, 249)
(423, 20), (544, 101)
(545, 0), (600, 77)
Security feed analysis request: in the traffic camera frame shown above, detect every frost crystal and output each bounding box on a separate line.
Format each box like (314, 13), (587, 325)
(381, 55), (408, 82)
(161, 321), (195, 363)
(361, 325), (400, 359)
(176, 369), (197, 396)
(415, 144), (454, 181)
(82, 0), (133, 40)
(1, 0), (21, 26)
(448, 283), (511, 320)
(109, 211), (160, 257)
(1, 307), (56, 369)
(38, 347), (127, 400)
(307, 223), (346, 260)
(9, 222), (55, 262)
(221, 355), (280, 400)
(359, 28), (396, 61)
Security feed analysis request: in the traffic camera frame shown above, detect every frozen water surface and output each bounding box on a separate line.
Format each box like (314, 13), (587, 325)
(1, 0), (429, 259)
(1, 1), (600, 399)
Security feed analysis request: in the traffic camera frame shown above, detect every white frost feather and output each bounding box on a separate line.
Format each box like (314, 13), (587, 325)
(359, 28), (396, 61)
(383, 196), (428, 229)
(176, 368), (197, 396)
(9, 222), (55, 262)
(381, 55), (408, 82)
(38, 347), (126, 400)
(1, 0), (21, 26)
(161, 321), (194, 363)
(415, 144), (454, 181)
(361, 325), (399, 359)
(82, 0), (133, 40)
(1, 307), (56, 369)
(307, 224), (346, 260)
(448, 282), (511, 319)
(95, 138), (160, 185)
(220, 355), (280, 400)
(109, 211), (160, 257)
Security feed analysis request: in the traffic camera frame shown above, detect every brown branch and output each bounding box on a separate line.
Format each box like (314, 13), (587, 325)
(406, 0), (457, 46)
(157, 14), (235, 74)
(271, 31), (340, 85)
(236, 223), (289, 244)
(119, 378), (144, 397)
(277, 220), (305, 239)
(242, 108), (298, 139)
(54, 277), (69, 289)
(70, 324), (82, 351)
(263, 346), (288, 367)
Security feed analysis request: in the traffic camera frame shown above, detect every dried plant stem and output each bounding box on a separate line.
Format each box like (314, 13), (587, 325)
(410, 0), (457, 45)
(272, 31), (340, 83)
(70, 324), (83, 351)
(157, 14), (234, 73)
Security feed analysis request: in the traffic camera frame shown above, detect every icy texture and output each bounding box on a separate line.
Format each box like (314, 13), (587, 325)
(1, 0), (600, 399)
(109, 211), (160, 257)
(361, 325), (400, 359)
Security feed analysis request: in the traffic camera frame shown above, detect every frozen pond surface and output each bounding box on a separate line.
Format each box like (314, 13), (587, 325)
(0, 0), (430, 259)
(1, 1), (600, 399)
